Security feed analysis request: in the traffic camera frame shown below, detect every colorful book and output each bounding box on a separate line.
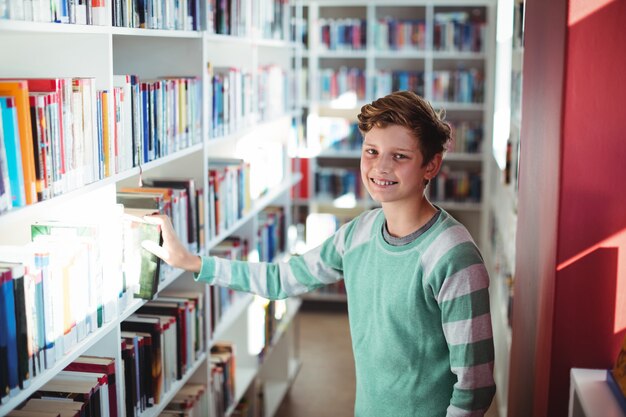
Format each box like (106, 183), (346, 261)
(0, 97), (25, 207)
(0, 81), (37, 205)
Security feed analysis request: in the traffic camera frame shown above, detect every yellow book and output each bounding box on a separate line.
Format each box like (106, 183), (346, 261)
(102, 90), (111, 177)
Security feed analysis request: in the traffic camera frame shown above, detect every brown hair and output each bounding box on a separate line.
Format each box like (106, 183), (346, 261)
(357, 90), (451, 166)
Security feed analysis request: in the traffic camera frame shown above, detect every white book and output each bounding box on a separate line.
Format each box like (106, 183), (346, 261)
(55, 370), (109, 417)
(113, 75), (133, 172)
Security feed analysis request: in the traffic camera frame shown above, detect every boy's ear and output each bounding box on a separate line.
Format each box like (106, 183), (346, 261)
(425, 153), (443, 181)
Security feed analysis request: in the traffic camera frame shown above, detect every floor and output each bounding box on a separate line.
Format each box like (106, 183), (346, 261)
(275, 305), (500, 417)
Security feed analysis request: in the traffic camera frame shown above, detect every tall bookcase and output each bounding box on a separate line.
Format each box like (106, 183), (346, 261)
(0, 2), (303, 416)
(291, 0), (497, 302)
(486, 0), (524, 414)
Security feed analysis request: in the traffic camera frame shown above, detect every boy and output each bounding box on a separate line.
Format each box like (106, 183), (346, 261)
(143, 90), (496, 416)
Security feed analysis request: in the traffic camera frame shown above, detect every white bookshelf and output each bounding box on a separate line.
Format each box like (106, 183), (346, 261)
(0, 1), (303, 415)
(569, 369), (626, 417)
(486, 0), (524, 415)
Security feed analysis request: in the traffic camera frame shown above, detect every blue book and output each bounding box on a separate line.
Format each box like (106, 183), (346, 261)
(0, 265), (19, 396)
(0, 97), (25, 208)
(141, 83), (149, 163)
(0, 111), (12, 213)
(0, 268), (8, 402)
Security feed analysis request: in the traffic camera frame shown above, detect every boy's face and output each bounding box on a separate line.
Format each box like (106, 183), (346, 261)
(360, 125), (441, 206)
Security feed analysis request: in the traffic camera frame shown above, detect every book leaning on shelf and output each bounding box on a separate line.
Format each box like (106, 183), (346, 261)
(120, 208), (163, 300)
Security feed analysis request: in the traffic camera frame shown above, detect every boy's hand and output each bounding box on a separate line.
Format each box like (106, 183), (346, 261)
(141, 214), (202, 273)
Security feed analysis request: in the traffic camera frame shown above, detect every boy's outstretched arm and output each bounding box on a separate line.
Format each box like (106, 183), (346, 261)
(141, 214), (202, 273)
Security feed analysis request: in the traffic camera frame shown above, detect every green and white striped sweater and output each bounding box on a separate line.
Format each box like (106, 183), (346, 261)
(196, 208), (496, 416)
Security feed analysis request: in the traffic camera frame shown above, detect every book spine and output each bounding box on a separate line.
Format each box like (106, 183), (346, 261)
(0, 97), (26, 207)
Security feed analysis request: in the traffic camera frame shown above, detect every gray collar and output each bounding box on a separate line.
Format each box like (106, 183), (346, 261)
(382, 209), (441, 246)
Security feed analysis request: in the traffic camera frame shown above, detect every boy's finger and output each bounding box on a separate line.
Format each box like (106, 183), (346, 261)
(141, 240), (169, 261)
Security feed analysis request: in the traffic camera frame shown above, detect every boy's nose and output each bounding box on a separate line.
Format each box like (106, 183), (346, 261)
(375, 155), (393, 173)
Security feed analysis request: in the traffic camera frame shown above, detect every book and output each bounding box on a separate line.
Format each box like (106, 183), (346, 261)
(64, 355), (118, 417)
(121, 339), (138, 417)
(6, 410), (61, 417)
(0, 81), (37, 205)
(121, 315), (165, 405)
(4, 261), (32, 389)
(159, 290), (205, 356)
(19, 398), (82, 417)
(55, 369), (110, 417)
(0, 109), (11, 214)
(31, 221), (103, 342)
(139, 299), (188, 378)
(145, 177), (198, 254)
(0, 97), (25, 207)
(0, 264), (21, 398)
(121, 210), (163, 300)
(33, 378), (102, 417)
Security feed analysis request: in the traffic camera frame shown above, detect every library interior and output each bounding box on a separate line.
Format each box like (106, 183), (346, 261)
(0, 0), (625, 416)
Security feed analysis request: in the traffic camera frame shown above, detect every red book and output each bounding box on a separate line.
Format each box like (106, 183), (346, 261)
(64, 356), (118, 417)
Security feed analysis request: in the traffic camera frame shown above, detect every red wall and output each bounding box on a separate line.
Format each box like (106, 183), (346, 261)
(550, 0), (626, 414)
(510, 0), (626, 415)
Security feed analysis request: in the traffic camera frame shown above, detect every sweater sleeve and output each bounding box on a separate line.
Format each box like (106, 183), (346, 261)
(433, 242), (496, 416)
(193, 223), (348, 300)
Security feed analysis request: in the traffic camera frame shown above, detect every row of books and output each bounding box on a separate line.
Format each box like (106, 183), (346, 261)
(0, 76), (201, 215)
(373, 18), (427, 51)
(0, 227), (115, 401)
(210, 65), (292, 140)
(320, 118), (363, 151)
(433, 10), (486, 53)
(208, 237), (247, 336)
(432, 69), (485, 104)
(211, 67), (253, 139)
(112, 0), (201, 30)
(315, 168), (370, 202)
(160, 382), (209, 417)
(319, 67), (366, 102)
(318, 18), (367, 51)
(208, 158), (251, 240)
(257, 65), (291, 122)
(448, 120), (483, 154)
(373, 70), (425, 100)
(118, 176), (204, 256)
(208, 0), (289, 41)
(0, 0), (108, 25)
(121, 290), (206, 416)
(257, 206), (285, 263)
(210, 342), (236, 416)
(0, 207), (173, 402)
(428, 167), (482, 203)
(5, 355), (118, 417)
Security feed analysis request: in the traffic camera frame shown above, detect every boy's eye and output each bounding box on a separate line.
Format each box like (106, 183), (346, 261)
(364, 148), (377, 155)
(394, 153), (407, 160)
